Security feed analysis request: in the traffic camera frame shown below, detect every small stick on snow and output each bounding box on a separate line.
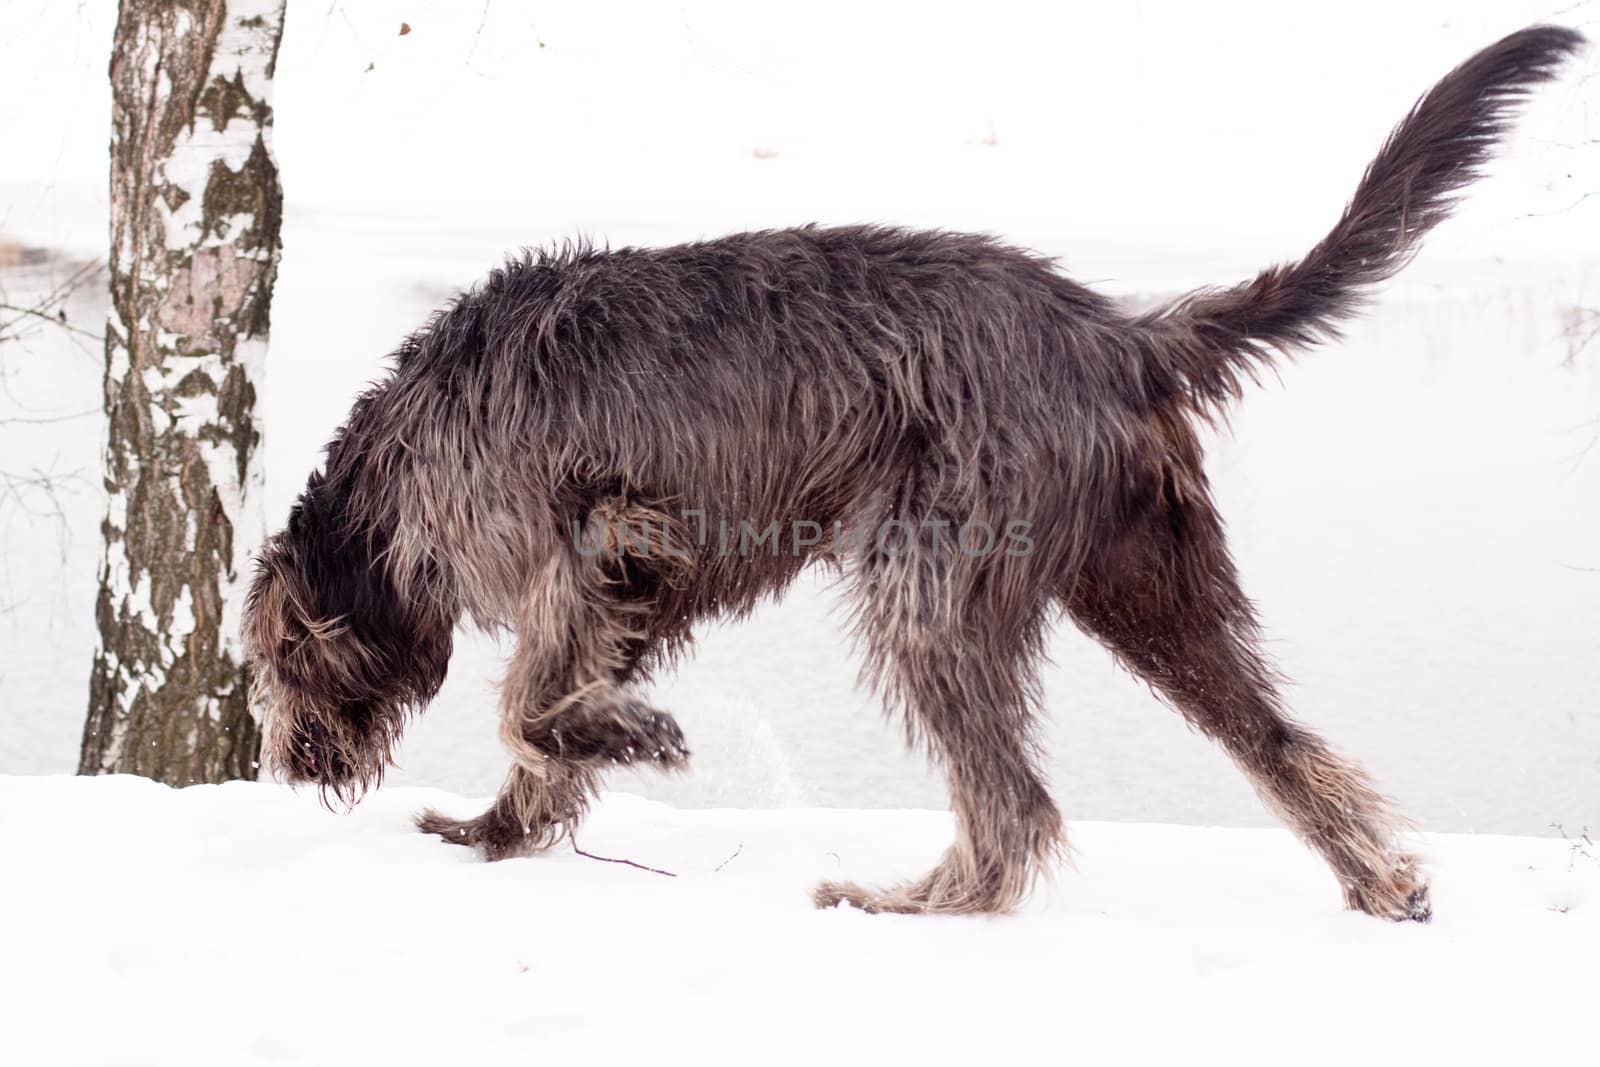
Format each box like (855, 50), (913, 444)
(570, 839), (677, 878)
(713, 841), (744, 872)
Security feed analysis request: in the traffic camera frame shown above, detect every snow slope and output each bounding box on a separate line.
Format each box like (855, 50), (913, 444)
(0, 774), (1594, 1066)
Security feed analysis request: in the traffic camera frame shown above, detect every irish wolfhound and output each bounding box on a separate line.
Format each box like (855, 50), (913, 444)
(245, 26), (1583, 918)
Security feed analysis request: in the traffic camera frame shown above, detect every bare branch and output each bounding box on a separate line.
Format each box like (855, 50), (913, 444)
(0, 461), (87, 567)
(1550, 822), (1596, 873)
(570, 838), (678, 877)
(0, 408), (99, 426)
(0, 301), (102, 343)
(713, 840), (744, 872)
(0, 251), (102, 549)
(1515, 190), (1600, 220)
(0, 254), (106, 357)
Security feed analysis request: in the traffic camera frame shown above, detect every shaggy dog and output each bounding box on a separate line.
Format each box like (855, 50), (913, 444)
(245, 27), (1583, 918)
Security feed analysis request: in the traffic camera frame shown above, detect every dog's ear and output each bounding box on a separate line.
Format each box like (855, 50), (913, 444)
(244, 534), (354, 687)
(243, 540), (296, 666)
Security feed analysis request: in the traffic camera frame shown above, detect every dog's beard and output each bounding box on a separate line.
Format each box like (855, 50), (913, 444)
(262, 688), (397, 810)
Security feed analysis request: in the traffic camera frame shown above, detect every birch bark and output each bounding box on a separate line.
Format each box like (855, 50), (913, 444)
(81, 0), (287, 784)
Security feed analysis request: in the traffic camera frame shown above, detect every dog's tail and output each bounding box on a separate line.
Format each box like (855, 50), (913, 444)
(1135, 25), (1584, 413)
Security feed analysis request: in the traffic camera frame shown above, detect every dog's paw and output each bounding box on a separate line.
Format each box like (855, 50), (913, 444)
(537, 698), (691, 770)
(811, 878), (977, 916)
(814, 857), (1027, 915)
(1344, 855), (1432, 923)
(813, 879), (882, 912)
(416, 807), (529, 861)
(614, 700), (692, 768)
(1402, 882), (1433, 923)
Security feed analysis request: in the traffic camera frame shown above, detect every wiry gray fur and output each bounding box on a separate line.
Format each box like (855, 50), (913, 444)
(245, 26), (1584, 918)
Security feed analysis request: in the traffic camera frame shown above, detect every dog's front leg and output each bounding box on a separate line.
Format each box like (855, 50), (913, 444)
(417, 547), (687, 859)
(513, 682), (690, 769)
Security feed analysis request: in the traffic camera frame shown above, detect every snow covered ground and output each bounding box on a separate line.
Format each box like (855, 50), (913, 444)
(2, 773), (1595, 1065)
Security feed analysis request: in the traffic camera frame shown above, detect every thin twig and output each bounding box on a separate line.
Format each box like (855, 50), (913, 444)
(1516, 190), (1600, 220)
(571, 839), (677, 877)
(0, 257), (107, 360)
(0, 407), (99, 426)
(713, 840), (744, 872)
(467, 0), (491, 60)
(0, 303), (102, 343)
(1550, 822), (1595, 873)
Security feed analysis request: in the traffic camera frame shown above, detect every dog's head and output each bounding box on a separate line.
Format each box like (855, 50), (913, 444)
(243, 474), (455, 807)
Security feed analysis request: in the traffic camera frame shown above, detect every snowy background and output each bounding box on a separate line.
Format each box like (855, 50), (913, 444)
(3, 0), (1599, 836)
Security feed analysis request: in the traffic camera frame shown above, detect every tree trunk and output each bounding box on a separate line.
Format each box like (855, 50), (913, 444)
(81, 0), (287, 785)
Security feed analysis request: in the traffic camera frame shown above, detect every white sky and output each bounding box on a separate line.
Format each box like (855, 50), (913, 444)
(2, 0), (1596, 262)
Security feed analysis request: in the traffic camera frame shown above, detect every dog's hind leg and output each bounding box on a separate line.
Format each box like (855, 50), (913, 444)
(815, 508), (1064, 914)
(417, 542), (687, 859)
(1066, 482), (1430, 921)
